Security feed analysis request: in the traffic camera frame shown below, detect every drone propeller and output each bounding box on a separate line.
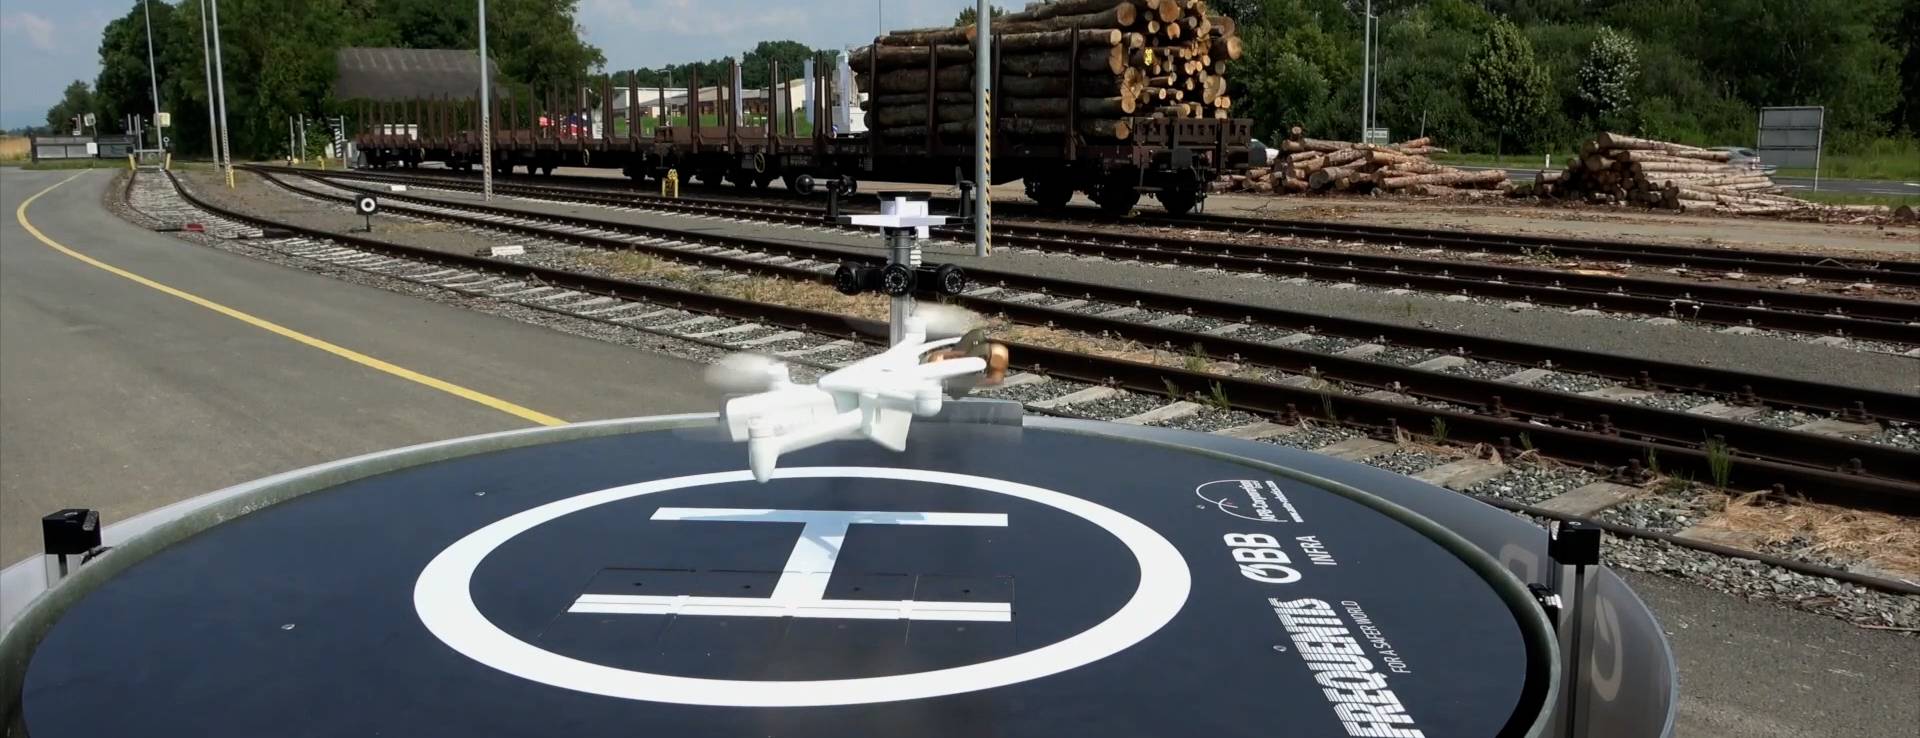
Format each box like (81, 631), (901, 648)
(915, 303), (984, 339)
(704, 352), (787, 394)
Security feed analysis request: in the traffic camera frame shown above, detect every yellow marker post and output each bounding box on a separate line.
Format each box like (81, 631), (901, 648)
(662, 169), (680, 198)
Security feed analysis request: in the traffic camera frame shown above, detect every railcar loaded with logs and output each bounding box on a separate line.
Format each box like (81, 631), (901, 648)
(852, 0), (1251, 214)
(349, 0), (1252, 215)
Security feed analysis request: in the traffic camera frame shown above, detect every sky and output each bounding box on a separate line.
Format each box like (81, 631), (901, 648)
(0, 0), (971, 130)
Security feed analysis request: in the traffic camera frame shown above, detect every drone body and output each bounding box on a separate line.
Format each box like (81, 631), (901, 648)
(716, 318), (992, 482)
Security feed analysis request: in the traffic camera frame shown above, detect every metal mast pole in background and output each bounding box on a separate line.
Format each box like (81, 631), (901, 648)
(479, 0), (493, 200)
(1359, 0), (1371, 141)
(199, 0), (217, 160)
(141, 0), (164, 154)
(973, 0), (990, 257)
(210, 0), (233, 186)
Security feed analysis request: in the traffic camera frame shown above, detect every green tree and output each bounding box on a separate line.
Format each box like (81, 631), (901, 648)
(1470, 17), (1552, 155)
(93, 1), (183, 135)
(486, 0), (606, 95)
(741, 40), (814, 87)
(1576, 27), (1638, 123)
(44, 81), (97, 133)
(1898, 0), (1919, 134)
(954, 5), (1008, 26)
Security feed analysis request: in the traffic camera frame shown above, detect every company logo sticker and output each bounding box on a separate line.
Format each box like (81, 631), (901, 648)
(1195, 479), (1304, 524)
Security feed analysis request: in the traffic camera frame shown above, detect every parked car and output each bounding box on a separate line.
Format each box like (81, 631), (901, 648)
(1712, 146), (1779, 176)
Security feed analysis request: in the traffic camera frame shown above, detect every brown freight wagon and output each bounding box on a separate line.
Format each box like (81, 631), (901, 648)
(351, 54), (1251, 215)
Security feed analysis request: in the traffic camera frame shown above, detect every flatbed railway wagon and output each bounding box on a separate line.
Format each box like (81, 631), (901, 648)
(352, 60), (824, 185)
(351, 56), (1253, 215)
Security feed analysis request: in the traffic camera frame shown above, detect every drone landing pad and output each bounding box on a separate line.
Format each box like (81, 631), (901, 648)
(22, 424), (1551, 737)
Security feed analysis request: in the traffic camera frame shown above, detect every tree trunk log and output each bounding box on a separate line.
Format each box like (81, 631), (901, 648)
(1610, 150), (1733, 164)
(995, 70), (1143, 98)
(1593, 132), (1726, 158)
(867, 92), (975, 107)
(1002, 95), (1138, 117)
(1631, 161), (1731, 175)
(993, 4), (1138, 35)
(995, 28), (1125, 52)
(879, 27), (975, 46)
(931, 117), (1132, 139)
(1000, 46), (1128, 75)
(1323, 148), (1367, 166)
(1299, 137), (1346, 152)
(866, 65), (973, 93)
(851, 44), (972, 69)
(1209, 35), (1243, 61)
(1379, 169), (1509, 189)
(1003, 0), (1135, 22)
(1309, 165), (1361, 190)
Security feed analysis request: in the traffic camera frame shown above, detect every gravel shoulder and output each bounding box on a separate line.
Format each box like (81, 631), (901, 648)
(320, 172), (1920, 395)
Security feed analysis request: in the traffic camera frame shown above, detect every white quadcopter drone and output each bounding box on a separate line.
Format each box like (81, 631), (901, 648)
(709, 312), (1008, 482)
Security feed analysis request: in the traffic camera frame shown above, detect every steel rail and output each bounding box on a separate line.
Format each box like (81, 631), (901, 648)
(285, 165), (1920, 286)
(270, 167), (1920, 344)
(241, 168), (1920, 513)
(274, 166), (1920, 424)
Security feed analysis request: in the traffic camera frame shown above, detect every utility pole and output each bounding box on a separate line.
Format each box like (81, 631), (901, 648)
(479, 0), (493, 200)
(973, 0), (991, 257)
(1359, 0), (1370, 142)
(199, 0), (217, 160)
(210, 0), (233, 186)
(1371, 13), (1382, 133)
(141, 0), (164, 154)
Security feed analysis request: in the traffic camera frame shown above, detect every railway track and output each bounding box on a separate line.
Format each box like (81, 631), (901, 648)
(239, 167), (1920, 514)
(270, 167), (1920, 419)
(272, 166), (1920, 345)
(324, 166), (1920, 288)
(133, 168), (1920, 596)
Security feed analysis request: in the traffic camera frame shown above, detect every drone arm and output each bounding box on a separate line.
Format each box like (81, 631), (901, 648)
(746, 409), (864, 482)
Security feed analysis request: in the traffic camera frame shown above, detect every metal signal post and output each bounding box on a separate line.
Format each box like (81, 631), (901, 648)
(479, 0), (494, 200)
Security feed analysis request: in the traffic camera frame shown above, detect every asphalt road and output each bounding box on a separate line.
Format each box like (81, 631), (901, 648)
(1625, 571), (1919, 738)
(1459, 166), (1920, 197)
(0, 168), (716, 562)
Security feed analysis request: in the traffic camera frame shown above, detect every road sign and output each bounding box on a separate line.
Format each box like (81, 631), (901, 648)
(1363, 127), (1391, 145)
(82, 113), (95, 127)
(1757, 106), (1823, 169)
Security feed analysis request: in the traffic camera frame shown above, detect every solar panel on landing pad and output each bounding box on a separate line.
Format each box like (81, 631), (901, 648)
(21, 425), (1553, 737)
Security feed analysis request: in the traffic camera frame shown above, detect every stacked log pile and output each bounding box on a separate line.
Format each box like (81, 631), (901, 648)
(1221, 127), (1508, 196)
(1531, 132), (1807, 214)
(851, 0), (1243, 142)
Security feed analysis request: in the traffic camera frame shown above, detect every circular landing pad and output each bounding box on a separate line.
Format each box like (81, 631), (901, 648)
(23, 423), (1552, 737)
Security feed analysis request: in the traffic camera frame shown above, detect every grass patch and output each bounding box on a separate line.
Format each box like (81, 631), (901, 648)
(1774, 140), (1920, 181)
(1791, 191), (1920, 208)
(1707, 491), (1920, 579)
(1431, 152), (1563, 170)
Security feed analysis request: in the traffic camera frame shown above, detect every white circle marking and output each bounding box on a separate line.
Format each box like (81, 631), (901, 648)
(414, 466), (1191, 707)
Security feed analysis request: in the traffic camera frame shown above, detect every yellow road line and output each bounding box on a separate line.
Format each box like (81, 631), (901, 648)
(15, 172), (568, 427)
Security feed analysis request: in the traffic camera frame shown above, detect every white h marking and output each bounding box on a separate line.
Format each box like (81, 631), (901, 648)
(568, 507), (1011, 622)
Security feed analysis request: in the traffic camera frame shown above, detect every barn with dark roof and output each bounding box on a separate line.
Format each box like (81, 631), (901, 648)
(334, 47), (510, 102)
